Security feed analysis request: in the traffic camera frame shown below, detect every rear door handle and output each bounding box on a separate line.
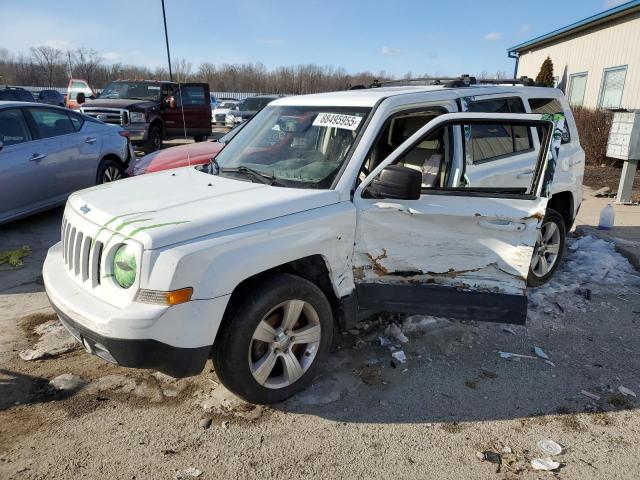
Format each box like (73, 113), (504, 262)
(516, 169), (534, 179)
(479, 219), (526, 232)
(30, 153), (47, 162)
(85, 137), (97, 144)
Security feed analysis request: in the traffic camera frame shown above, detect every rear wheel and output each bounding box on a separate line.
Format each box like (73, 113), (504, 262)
(96, 158), (124, 184)
(212, 273), (333, 404)
(193, 135), (207, 142)
(143, 125), (162, 154)
(527, 208), (566, 286)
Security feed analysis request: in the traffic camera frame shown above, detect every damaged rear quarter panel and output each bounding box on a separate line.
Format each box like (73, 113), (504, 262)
(353, 195), (547, 295)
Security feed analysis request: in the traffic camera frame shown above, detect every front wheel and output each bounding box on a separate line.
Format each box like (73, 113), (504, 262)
(143, 126), (163, 154)
(212, 273), (333, 404)
(96, 158), (124, 184)
(527, 208), (566, 286)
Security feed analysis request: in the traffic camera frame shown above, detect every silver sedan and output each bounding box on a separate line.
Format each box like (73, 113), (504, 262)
(0, 101), (135, 224)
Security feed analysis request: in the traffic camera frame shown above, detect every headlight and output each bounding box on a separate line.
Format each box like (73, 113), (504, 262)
(225, 114), (234, 122)
(113, 244), (137, 289)
(129, 111), (146, 123)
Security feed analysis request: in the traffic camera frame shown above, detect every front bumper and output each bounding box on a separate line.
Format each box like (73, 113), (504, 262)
(124, 124), (148, 143)
(43, 242), (231, 377)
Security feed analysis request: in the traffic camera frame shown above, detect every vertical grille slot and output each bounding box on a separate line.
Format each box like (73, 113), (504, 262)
(90, 241), (104, 288)
(62, 220), (71, 264)
(73, 232), (84, 276)
(66, 227), (76, 270)
(80, 236), (92, 281)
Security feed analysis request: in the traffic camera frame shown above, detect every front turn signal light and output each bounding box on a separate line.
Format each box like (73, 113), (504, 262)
(136, 287), (193, 306)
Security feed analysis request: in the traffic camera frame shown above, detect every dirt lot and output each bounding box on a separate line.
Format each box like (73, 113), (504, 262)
(584, 164), (640, 202)
(1, 209), (640, 479)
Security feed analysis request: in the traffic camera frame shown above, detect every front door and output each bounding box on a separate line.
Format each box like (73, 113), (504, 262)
(352, 112), (563, 324)
(164, 83), (211, 138)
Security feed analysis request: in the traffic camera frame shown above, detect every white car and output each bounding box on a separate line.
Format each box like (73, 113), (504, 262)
(43, 78), (584, 403)
(212, 100), (239, 125)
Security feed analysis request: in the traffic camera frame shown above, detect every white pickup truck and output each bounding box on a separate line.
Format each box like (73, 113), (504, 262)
(43, 80), (584, 403)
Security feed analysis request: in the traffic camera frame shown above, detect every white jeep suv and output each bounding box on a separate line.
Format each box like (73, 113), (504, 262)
(43, 79), (584, 403)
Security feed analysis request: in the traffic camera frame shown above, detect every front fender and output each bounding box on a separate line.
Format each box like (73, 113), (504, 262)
(142, 202), (357, 301)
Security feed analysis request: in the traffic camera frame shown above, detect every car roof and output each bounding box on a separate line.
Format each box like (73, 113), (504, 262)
(0, 100), (68, 109)
(271, 85), (563, 107)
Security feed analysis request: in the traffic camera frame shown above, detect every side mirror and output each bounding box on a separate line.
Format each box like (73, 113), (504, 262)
(76, 92), (86, 105)
(364, 164), (422, 200)
(166, 96), (176, 109)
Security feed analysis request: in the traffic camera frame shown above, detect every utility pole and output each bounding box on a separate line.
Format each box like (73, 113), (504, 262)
(161, 0), (173, 81)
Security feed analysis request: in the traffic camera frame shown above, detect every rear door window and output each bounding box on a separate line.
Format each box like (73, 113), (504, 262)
(0, 109), (32, 146)
(467, 97), (532, 162)
(27, 108), (76, 139)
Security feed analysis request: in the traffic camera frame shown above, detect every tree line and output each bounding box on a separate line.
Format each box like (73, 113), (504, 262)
(0, 46), (509, 94)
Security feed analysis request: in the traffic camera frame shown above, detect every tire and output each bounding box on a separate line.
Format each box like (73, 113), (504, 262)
(193, 135), (207, 142)
(143, 125), (162, 154)
(527, 208), (566, 287)
(96, 158), (124, 184)
(212, 273), (333, 404)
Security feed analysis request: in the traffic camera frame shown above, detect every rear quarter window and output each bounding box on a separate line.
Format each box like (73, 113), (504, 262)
(528, 98), (571, 144)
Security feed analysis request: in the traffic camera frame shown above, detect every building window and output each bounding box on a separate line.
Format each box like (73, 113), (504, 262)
(567, 73), (588, 106)
(598, 66), (627, 109)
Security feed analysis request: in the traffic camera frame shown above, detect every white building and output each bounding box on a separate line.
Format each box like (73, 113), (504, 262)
(508, 0), (640, 110)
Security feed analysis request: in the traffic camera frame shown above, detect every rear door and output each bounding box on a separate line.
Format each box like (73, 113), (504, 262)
(353, 112), (563, 324)
(165, 83), (211, 138)
(23, 107), (97, 199)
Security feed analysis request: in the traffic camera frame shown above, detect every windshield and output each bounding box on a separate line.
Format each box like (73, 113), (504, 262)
(99, 82), (164, 101)
(237, 97), (275, 111)
(211, 105), (370, 188)
(219, 102), (237, 109)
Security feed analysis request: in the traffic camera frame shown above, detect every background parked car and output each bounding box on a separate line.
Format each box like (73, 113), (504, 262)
(209, 93), (219, 110)
(66, 78), (96, 109)
(0, 101), (134, 224)
(128, 124), (243, 176)
(81, 80), (212, 154)
(224, 95), (281, 128)
(0, 87), (35, 102)
(212, 99), (238, 125)
(36, 89), (65, 107)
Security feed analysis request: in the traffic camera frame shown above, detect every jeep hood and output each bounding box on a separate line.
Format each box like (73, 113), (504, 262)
(67, 167), (340, 249)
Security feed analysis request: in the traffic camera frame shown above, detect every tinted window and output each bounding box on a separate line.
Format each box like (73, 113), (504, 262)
(0, 89), (34, 102)
(528, 98), (570, 144)
(238, 97), (276, 111)
(28, 108), (75, 139)
(0, 109), (31, 146)
(175, 86), (206, 106)
(467, 98), (532, 162)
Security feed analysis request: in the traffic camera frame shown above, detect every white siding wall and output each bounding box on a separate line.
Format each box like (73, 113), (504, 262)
(516, 11), (640, 109)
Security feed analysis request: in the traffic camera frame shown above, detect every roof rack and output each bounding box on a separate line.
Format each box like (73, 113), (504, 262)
(362, 75), (538, 89)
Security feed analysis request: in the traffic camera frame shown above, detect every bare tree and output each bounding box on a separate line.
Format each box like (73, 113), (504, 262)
(71, 48), (103, 85)
(30, 45), (64, 86)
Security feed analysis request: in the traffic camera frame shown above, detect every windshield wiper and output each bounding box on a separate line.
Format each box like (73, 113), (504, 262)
(220, 166), (282, 186)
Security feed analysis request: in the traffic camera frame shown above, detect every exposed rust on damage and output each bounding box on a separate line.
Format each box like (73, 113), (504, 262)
(366, 249), (389, 276)
(523, 212), (545, 222)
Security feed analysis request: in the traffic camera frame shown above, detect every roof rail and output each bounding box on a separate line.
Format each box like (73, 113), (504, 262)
(366, 75), (538, 88)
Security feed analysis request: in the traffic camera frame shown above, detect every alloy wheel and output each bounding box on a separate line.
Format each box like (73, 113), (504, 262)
(530, 220), (561, 277)
(248, 299), (321, 389)
(102, 165), (122, 183)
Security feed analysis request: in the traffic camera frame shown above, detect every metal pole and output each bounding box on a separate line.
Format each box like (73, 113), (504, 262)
(161, 0), (173, 81)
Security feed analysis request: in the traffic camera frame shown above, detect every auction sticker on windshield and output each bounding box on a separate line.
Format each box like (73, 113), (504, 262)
(313, 112), (363, 131)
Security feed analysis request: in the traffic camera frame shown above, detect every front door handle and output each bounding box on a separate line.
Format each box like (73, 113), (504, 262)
(516, 169), (534, 179)
(479, 219), (526, 232)
(30, 153), (47, 162)
(85, 137), (97, 144)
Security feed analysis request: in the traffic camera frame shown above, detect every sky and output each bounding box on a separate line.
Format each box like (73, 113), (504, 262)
(0, 0), (632, 78)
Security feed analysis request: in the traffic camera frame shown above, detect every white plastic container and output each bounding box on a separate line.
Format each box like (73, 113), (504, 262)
(598, 204), (615, 230)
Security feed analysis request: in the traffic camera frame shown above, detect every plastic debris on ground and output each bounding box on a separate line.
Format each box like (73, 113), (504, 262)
(502, 326), (517, 335)
(378, 335), (396, 350)
(580, 390), (601, 401)
(173, 467), (203, 479)
(498, 351), (536, 361)
(391, 350), (407, 364)
(476, 450), (501, 464)
(19, 321), (78, 361)
(537, 439), (563, 456)
(618, 385), (637, 397)
(531, 458), (561, 471)
(533, 346), (549, 360)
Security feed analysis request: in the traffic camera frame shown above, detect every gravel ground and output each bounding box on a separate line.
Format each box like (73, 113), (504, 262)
(1, 209), (640, 480)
